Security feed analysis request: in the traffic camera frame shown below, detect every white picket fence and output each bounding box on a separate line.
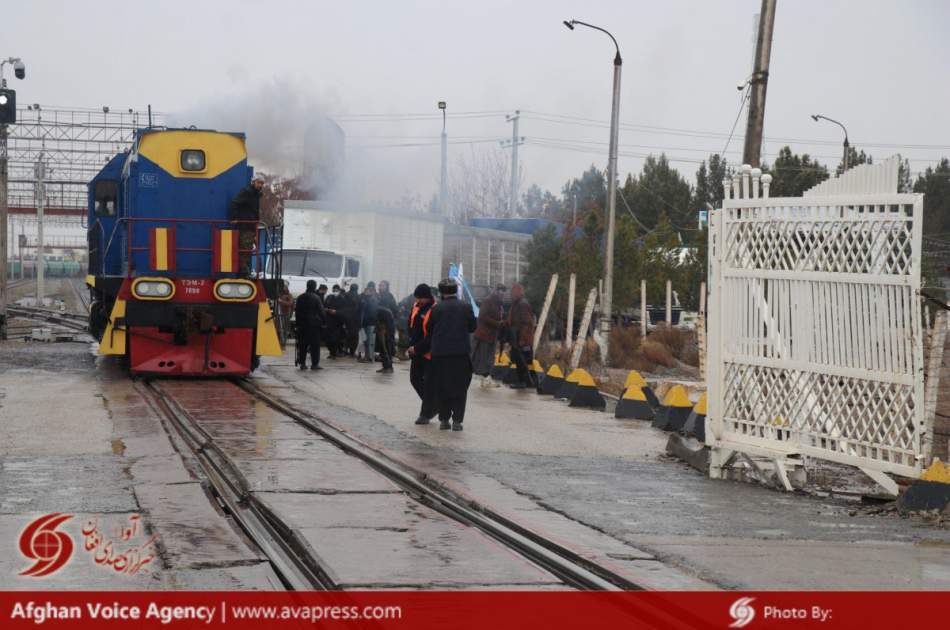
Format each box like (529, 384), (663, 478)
(707, 163), (927, 493)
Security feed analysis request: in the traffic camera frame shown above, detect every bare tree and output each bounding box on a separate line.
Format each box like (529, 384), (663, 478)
(447, 146), (524, 223)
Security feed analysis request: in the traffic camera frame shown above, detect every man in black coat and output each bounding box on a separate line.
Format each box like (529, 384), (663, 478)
(228, 178), (264, 276)
(377, 280), (399, 359)
(294, 280), (326, 370)
(407, 284), (436, 424)
(323, 285), (345, 358)
(375, 306), (395, 373)
(342, 284), (361, 356)
(426, 278), (476, 431)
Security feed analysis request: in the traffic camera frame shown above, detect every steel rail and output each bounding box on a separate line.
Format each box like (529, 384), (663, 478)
(235, 378), (640, 591)
(7, 306), (88, 332)
(141, 381), (335, 591)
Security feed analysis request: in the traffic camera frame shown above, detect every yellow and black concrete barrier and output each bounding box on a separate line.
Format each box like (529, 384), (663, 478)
(615, 385), (654, 420)
(491, 352), (510, 381)
(621, 370), (660, 410)
(556, 368), (582, 400)
(568, 369), (606, 410)
(531, 360), (546, 392)
(652, 385), (693, 431)
(898, 459), (950, 514)
(540, 364), (564, 396)
(682, 393), (707, 442)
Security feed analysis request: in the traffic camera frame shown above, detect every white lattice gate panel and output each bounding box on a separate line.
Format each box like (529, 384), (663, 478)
(708, 191), (927, 479)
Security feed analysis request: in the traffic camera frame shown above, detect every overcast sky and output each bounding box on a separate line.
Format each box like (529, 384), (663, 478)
(7, 0), (949, 206)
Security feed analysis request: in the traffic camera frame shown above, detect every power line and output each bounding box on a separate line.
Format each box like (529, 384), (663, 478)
(722, 88), (750, 156)
(520, 110), (950, 151)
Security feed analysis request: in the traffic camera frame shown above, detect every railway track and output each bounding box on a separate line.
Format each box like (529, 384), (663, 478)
(6, 305), (89, 333)
(143, 379), (642, 592)
(69, 277), (91, 314)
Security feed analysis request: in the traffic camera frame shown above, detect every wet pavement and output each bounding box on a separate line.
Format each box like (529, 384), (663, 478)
(3, 340), (948, 591)
(0, 341), (281, 590)
(251, 348), (950, 590)
(157, 379), (571, 589)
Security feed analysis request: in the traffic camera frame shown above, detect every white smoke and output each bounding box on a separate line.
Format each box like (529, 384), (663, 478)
(168, 78), (434, 210)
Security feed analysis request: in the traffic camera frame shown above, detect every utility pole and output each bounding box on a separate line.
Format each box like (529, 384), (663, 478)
(0, 55), (26, 339)
(34, 154), (44, 304)
(502, 111), (524, 216)
(438, 101), (448, 216)
(0, 123), (7, 337)
(741, 0), (777, 168)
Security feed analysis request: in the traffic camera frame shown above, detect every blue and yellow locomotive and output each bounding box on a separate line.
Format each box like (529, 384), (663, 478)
(86, 128), (282, 375)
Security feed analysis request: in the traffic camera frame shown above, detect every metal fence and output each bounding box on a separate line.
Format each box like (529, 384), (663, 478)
(707, 164), (926, 493)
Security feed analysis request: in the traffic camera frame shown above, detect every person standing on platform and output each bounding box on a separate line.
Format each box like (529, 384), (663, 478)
(359, 282), (380, 363)
(277, 280), (294, 344)
(407, 284), (436, 424)
(343, 284), (361, 357)
(375, 305), (395, 373)
(294, 279), (326, 371)
(323, 284), (345, 358)
(377, 280), (399, 360)
(426, 278), (476, 431)
(506, 283), (537, 389)
(471, 284), (505, 388)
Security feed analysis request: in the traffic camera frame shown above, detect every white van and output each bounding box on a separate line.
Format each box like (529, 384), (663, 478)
(275, 248), (361, 297)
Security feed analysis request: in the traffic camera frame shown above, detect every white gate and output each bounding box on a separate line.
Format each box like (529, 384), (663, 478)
(707, 164), (927, 493)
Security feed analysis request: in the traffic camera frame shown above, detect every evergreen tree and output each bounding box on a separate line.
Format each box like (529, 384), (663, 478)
(835, 147), (872, 176)
(915, 158), (950, 236)
(624, 154), (693, 229)
(763, 146), (830, 197)
(522, 224), (564, 309)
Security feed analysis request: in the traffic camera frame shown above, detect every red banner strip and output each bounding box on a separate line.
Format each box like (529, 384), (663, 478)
(0, 591), (945, 629)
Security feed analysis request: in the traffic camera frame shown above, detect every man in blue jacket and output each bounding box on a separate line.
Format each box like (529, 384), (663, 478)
(358, 282), (380, 363)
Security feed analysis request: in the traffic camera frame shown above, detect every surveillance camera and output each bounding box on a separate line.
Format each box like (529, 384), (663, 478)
(737, 81), (747, 91)
(13, 61), (25, 80)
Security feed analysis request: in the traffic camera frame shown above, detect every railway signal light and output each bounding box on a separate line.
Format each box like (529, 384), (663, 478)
(0, 88), (16, 124)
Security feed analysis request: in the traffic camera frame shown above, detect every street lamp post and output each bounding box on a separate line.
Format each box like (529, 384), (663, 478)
(811, 114), (850, 172)
(438, 101), (448, 216)
(563, 19), (622, 364)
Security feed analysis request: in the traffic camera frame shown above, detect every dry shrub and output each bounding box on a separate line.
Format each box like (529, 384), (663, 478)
(630, 354), (657, 373)
(607, 325), (642, 368)
(640, 339), (676, 368)
(681, 343), (700, 367)
(648, 324), (687, 358)
(579, 337), (602, 367)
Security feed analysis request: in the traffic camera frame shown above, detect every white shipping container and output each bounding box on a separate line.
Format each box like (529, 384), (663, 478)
(283, 202), (445, 300)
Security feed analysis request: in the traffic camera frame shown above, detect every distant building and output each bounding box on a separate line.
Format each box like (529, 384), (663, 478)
(442, 222), (533, 290)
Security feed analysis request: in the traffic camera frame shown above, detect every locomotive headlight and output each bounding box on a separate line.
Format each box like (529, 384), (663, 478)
(214, 280), (256, 302)
(180, 149), (206, 172)
(132, 278), (175, 300)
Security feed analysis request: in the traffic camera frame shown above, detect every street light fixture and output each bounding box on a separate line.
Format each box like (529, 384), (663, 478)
(811, 113), (850, 171)
(438, 101), (448, 216)
(563, 18), (622, 363)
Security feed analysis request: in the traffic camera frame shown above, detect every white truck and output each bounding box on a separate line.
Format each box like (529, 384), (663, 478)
(280, 201), (445, 301)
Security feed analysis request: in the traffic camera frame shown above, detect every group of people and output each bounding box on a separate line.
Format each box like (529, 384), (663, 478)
(278, 279), (402, 373)
(406, 281), (537, 431)
(277, 276), (537, 433)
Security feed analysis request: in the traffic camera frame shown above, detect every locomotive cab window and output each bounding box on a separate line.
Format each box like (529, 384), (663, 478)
(94, 180), (117, 216)
(180, 149), (206, 172)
